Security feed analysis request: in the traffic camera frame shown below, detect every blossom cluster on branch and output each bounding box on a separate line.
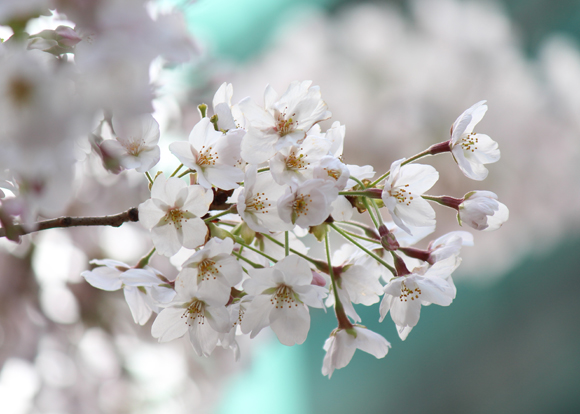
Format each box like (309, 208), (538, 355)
(0, 1), (508, 378)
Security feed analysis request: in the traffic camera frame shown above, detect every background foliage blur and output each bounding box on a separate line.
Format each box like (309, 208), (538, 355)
(1, 0), (580, 413)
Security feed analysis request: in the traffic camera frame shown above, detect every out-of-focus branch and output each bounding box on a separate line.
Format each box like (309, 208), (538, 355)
(0, 207), (140, 238)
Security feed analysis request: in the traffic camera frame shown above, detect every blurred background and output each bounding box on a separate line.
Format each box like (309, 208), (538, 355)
(2, 0), (580, 413)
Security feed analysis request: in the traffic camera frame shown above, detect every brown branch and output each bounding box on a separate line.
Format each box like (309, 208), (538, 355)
(0, 207), (139, 239)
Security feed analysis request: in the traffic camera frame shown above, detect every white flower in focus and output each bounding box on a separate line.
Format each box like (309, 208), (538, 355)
(151, 282), (231, 357)
(176, 237), (243, 304)
(169, 117), (244, 190)
(100, 114), (161, 173)
(458, 191), (509, 231)
(269, 137), (331, 186)
(313, 156), (350, 190)
(81, 260), (175, 325)
(381, 159), (439, 235)
(241, 255), (327, 346)
(277, 179), (338, 228)
(138, 174), (213, 257)
(379, 258), (459, 340)
(239, 81), (331, 164)
(450, 101), (500, 181)
(322, 326), (391, 378)
(234, 166), (293, 233)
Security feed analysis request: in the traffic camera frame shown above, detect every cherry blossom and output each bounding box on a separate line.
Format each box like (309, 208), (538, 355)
(458, 191), (509, 231)
(138, 174), (213, 256)
(176, 237), (243, 304)
(100, 114), (161, 173)
(277, 179), (338, 228)
(233, 166), (292, 233)
(81, 259), (175, 325)
(239, 81), (331, 164)
(450, 101), (500, 181)
(269, 137), (331, 186)
(241, 255), (327, 346)
(151, 281), (231, 357)
(379, 257), (459, 340)
(381, 159), (439, 234)
(322, 326), (391, 378)
(169, 117), (244, 190)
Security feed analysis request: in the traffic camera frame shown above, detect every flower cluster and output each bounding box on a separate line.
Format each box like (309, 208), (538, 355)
(80, 83), (508, 377)
(0, 2), (508, 379)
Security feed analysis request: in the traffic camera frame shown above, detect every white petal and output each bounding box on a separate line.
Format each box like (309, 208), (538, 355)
(151, 307), (189, 342)
(269, 303), (310, 346)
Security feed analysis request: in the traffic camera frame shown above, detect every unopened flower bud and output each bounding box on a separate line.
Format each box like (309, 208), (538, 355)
(378, 224), (399, 251)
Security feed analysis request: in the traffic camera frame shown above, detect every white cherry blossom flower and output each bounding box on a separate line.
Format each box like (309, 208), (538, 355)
(325, 244), (383, 323)
(239, 80), (331, 164)
(381, 159), (439, 235)
(169, 117), (244, 190)
(151, 281), (231, 357)
(176, 237), (243, 304)
(313, 156), (350, 190)
(234, 166), (293, 233)
(241, 255), (327, 346)
(269, 137), (331, 186)
(458, 191), (509, 231)
(379, 257), (459, 340)
(322, 326), (391, 378)
(450, 101), (500, 181)
(100, 114), (160, 173)
(81, 259), (175, 325)
(138, 174), (213, 257)
(277, 179), (338, 228)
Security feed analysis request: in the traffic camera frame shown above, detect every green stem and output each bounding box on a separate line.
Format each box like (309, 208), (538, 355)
(257, 167), (270, 173)
(330, 223), (396, 275)
(204, 208), (234, 222)
(232, 236), (278, 264)
(369, 148), (432, 188)
(361, 197), (379, 229)
(232, 251), (263, 268)
(338, 190), (372, 197)
(178, 169), (194, 178)
(333, 226), (380, 244)
(260, 233), (320, 267)
(145, 171), (154, 184)
(170, 164), (184, 177)
(349, 176), (366, 189)
(325, 231), (352, 330)
(285, 231), (289, 257)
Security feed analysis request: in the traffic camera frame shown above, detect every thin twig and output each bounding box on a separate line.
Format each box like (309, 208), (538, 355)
(0, 207), (140, 238)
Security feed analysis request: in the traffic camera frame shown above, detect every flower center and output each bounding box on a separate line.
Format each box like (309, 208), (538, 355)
(325, 168), (341, 181)
(271, 285), (299, 309)
(246, 192), (272, 214)
(123, 138), (145, 156)
(399, 280), (421, 302)
(292, 194), (312, 217)
(274, 108), (297, 136)
(286, 150), (307, 170)
(198, 145), (218, 166)
(390, 184), (413, 206)
(165, 207), (190, 230)
(460, 132), (479, 152)
(181, 299), (206, 326)
(198, 258), (220, 282)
